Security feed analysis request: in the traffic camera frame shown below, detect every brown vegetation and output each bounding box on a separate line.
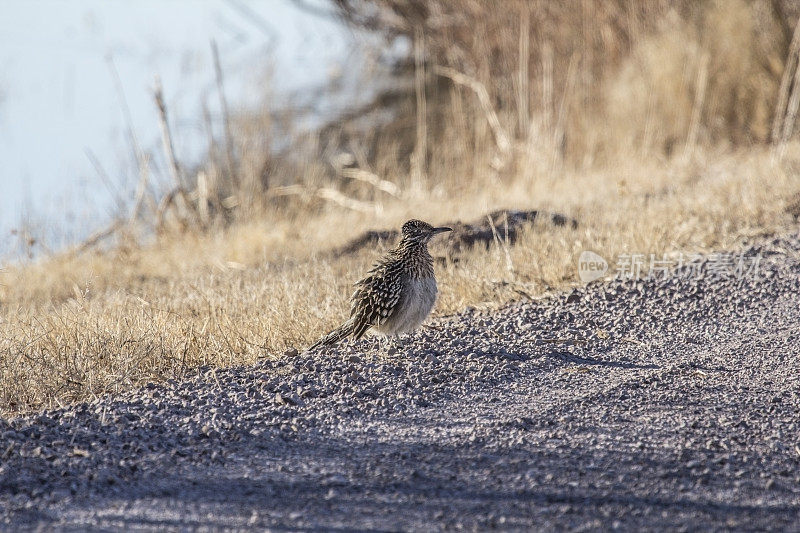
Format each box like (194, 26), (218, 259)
(2, 0), (800, 413)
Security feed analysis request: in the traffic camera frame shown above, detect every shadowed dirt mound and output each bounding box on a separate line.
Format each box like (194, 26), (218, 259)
(333, 209), (578, 258)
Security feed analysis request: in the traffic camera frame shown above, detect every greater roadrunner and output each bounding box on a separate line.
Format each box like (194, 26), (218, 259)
(310, 219), (452, 350)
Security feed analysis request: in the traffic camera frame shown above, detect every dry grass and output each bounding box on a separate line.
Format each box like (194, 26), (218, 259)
(2, 144), (798, 414)
(2, 0), (800, 413)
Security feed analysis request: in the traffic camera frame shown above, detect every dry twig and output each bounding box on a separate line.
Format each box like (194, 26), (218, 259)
(432, 65), (511, 156)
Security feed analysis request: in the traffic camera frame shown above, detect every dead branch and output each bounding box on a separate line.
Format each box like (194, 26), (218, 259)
(340, 168), (401, 197)
(517, 5), (530, 136)
(316, 188), (378, 213)
(153, 76), (191, 223)
(411, 26), (427, 185)
(196, 171), (210, 224)
(107, 54), (156, 221)
(129, 153), (153, 224)
(71, 220), (123, 255)
(211, 40), (237, 185)
(432, 65), (511, 155)
(265, 184), (308, 198)
(684, 52), (709, 157)
(84, 148), (125, 213)
(772, 13), (800, 145)
(156, 187), (190, 231)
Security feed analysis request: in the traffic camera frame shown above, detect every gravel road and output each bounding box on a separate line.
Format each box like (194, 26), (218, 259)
(2, 232), (799, 531)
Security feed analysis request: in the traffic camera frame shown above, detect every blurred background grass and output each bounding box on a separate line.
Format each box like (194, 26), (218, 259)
(2, 0), (800, 413)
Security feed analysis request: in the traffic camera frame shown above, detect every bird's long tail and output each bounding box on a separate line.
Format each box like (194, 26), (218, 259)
(309, 320), (355, 351)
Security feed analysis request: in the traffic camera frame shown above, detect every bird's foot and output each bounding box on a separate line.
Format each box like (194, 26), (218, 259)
(385, 335), (409, 356)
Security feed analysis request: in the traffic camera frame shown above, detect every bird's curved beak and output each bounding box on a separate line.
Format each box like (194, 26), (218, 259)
(433, 226), (453, 234)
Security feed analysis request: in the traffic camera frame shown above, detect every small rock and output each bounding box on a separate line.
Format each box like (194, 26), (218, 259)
(566, 291), (581, 304)
(71, 447), (90, 458)
(275, 393), (301, 406)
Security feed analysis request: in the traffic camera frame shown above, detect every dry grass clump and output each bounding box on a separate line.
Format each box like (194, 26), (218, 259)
(333, 0), (795, 171)
(607, 0), (785, 154)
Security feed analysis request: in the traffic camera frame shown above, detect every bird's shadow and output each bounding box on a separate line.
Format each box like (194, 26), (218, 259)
(547, 349), (660, 370)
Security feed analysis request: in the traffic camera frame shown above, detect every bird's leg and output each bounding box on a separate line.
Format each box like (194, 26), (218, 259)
(383, 334), (401, 355)
(372, 335), (383, 351)
(397, 334), (410, 352)
(387, 334), (410, 355)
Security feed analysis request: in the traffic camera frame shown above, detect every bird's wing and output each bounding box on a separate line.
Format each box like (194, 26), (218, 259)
(348, 259), (403, 339)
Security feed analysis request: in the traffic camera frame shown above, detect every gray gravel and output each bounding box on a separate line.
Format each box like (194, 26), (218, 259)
(2, 232), (800, 531)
